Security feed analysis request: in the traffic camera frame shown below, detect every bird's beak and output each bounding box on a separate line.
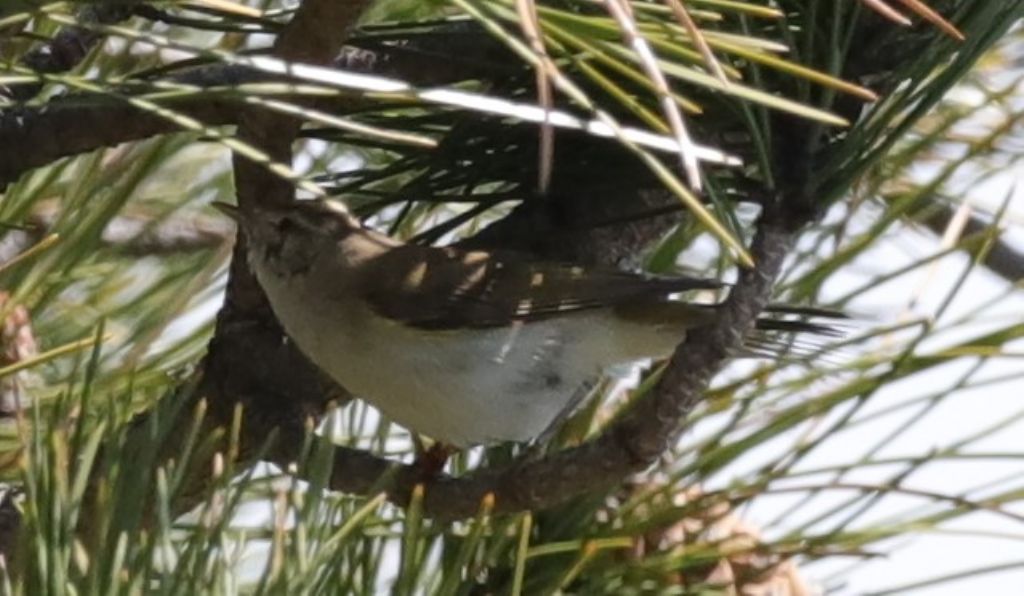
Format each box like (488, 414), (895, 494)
(212, 201), (240, 221)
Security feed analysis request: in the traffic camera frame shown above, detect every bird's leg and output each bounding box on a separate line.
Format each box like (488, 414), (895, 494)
(413, 437), (456, 479)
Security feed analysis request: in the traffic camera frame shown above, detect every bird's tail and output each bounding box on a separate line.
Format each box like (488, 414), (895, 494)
(756, 304), (847, 335)
(612, 299), (848, 360)
(745, 304), (848, 360)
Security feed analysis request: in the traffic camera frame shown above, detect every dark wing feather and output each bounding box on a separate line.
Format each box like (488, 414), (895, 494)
(359, 244), (722, 330)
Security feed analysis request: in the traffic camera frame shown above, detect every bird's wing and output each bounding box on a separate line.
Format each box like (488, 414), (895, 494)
(358, 244), (722, 330)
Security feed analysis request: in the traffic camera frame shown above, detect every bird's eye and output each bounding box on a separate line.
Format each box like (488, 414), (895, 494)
(277, 217), (297, 234)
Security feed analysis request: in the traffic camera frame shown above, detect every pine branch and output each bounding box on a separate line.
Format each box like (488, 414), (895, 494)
(0, 33), (507, 188)
(917, 200), (1024, 283)
(190, 0), (376, 478)
(0, 201), (234, 258)
(4, 3), (134, 101)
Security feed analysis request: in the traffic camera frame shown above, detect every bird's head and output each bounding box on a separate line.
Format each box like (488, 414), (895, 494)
(214, 199), (359, 276)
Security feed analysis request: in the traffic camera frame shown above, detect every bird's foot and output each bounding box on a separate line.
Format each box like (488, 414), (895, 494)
(413, 440), (456, 481)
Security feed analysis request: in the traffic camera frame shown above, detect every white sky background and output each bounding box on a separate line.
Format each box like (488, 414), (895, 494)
(712, 73), (1024, 592)
(729, 200), (1024, 594)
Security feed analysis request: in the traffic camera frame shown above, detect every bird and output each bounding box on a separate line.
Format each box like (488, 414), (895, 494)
(215, 199), (835, 450)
